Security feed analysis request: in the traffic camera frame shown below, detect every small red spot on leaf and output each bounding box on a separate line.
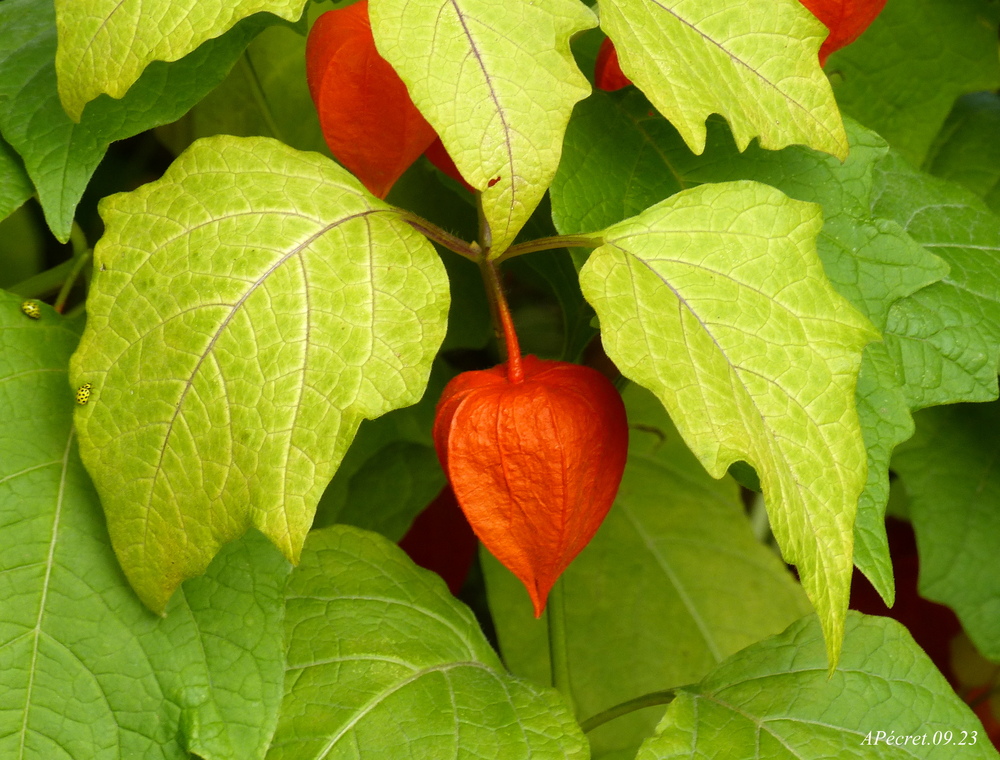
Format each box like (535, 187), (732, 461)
(487, 175), (501, 188)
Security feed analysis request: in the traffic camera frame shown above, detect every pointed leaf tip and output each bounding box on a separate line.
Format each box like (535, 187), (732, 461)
(434, 357), (629, 613)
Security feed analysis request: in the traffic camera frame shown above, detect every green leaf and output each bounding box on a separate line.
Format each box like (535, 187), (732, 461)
(483, 384), (810, 759)
(268, 525), (587, 759)
(638, 612), (997, 759)
(551, 100), (949, 604)
(156, 23), (328, 159)
(892, 402), (1000, 661)
(370, 0), (596, 255)
(579, 181), (878, 666)
(69, 136), (450, 612)
(313, 359), (445, 535)
(873, 151), (1000, 409)
(54, 0), (304, 121)
(925, 92), (1000, 215)
(0, 135), (32, 224)
(0, 0), (267, 242)
(0, 291), (289, 760)
(826, 0), (1000, 166)
(597, 0), (847, 159)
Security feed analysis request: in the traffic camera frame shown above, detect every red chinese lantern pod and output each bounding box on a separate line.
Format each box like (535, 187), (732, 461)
(306, 0), (437, 198)
(797, 0), (888, 65)
(398, 485), (478, 595)
(434, 356), (629, 616)
(595, 37), (632, 92)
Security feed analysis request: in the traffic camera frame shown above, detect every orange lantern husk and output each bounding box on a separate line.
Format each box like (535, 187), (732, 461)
(434, 355), (629, 616)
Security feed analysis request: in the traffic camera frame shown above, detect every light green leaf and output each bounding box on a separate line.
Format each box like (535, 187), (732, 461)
(551, 101), (949, 604)
(484, 384), (809, 759)
(54, 0), (304, 121)
(0, 0), (267, 242)
(873, 151), (1000, 409)
(69, 136), (449, 613)
(827, 0), (1000, 166)
(157, 23), (328, 159)
(925, 91), (1000, 215)
(370, 0), (596, 255)
(638, 612), (998, 759)
(580, 181), (877, 666)
(892, 402), (1000, 661)
(597, 0), (847, 159)
(268, 525), (587, 760)
(0, 135), (32, 224)
(0, 291), (289, 760)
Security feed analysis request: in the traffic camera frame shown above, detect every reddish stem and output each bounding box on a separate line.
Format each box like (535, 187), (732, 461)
(482, 260), (523, 383)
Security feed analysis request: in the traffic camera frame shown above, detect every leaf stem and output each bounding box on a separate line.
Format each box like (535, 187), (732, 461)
(54, 222), (92, 314)
(579, 688), (681, 734)
(547, 576), (573, 711)
(401, 213), (481, 262)
(480, 258), (523, 383)
(498, 232), (604, 261)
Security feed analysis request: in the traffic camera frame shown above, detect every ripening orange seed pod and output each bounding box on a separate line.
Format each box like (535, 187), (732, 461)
(434, 353), (629, 616)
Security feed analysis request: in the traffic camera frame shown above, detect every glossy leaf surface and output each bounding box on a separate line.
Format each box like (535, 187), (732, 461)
(370, 0), (596, 254)
(307, 1), (436, 198)
(268, 525), (587, 759)
(580, 180), (877, 665)
(69, 136), (449, 612)
(597, 0), (848, 158)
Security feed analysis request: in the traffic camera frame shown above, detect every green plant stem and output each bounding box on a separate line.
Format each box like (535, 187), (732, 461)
(401, 213), (481, 262)
(54, 223), (92, 313)
(547, 577), (573, 710)
(579, 688), (680, 734)
(480, 258), (523, 382)
(8, 259), (76, 299)
(498, 232), (604, 261)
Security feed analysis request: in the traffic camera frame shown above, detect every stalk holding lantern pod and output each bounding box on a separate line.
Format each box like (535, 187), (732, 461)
(433, 262), (629, 615)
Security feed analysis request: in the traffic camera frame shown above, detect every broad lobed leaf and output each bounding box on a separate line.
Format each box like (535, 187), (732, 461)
(69, 135), (449, 612)
(638, 612), (998, 759)
(268, 525), (586, 759)
(597, 0), (848, 159)
(0, 0), (267, 242)
(369, 0), (596, 255)
(0, 291), (289, 760)
(550, 98), (952, 604)
(483, 384), (810, 759)
(580, 180), (878, 666)
(54, 0), (305, 121)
